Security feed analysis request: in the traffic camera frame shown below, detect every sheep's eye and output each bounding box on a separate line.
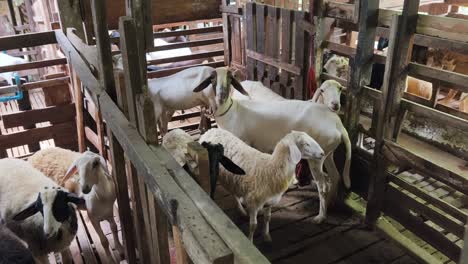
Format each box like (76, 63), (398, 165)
(92, 160), (100, 168)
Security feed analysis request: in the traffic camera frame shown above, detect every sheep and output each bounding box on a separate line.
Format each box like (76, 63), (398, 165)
(0, 53), (27, 85)
(0, 158), (84, 264)
(0, 223), (36, 264)
(199, 128), (325, 241)
(28, 148), (124, 256)
(193, 68), (352, 224)
(162, 128), (245, 198)
(231, 80), (286, 102)
(150, 66), (249, 135)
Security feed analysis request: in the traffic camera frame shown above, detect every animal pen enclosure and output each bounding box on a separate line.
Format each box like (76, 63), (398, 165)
(0, 0), (467, 263)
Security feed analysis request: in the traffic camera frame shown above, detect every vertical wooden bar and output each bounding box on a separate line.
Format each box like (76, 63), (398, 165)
(313, 0), (326, 90)
(294, 11), (306, 100)
(56, 0), (86, 42)
(94, 107), (107, 159)
(344, 0), (379, 143)
(279, 9), (293, 98)
(7, 0), (18, 30)
(256, 4), (266, 82)
(246, 3), (256, 80)
(90, 0), (117, 100)
(107, 129), (137, 263)
(173, 226), (191, 264)
(266, 6), (280, 89)
(71, 68), (86, 152)
(222, 0), (232, 66)
(366, 0), (420, 226)
(187, 142), (211, 194)
(16, 79), (40, 152)
(460, 220), (468, 264)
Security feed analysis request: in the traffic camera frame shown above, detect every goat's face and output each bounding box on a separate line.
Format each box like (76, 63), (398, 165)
(287, 131), (325, 162)
(13, 188), (84, 239)
(316, 80), (343, 112)
(323, 55), (349, 79)
(64, 152), (107, 194)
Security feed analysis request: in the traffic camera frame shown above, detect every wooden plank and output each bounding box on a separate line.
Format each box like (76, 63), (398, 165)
(66, 28), (99, 71)
(0, 31), (56, 50)
(56, 0), (86, 40)
(173, 226), (191, 264)
(187, 142), (210, 194)
(75, 213), (98, 264)
(1, 103), (75, 129)
(146, 61), (225, 79)
(325, 2), (355, 22)
(344, 0), (379, 141)
(148, 38), (224, 52)
(246, 49), (300, 75)
(445, 0), (468, 5)
(384, 140), (468, 195)
(246, 2), (256, 80)
(0, 122), (76, 149)
(256, 4), (266, 82)
(294, 11), (306, 100)
(279, 8), (293, 97)
(222, 3), (231, 65)
(384, 186), (462, 261)
(265, 6), (280, 88)
(391, 175), (467, 223)
(152, 26), (223, 38)
(148, 50), (224, 66)
(408, 63), (468, 93)
(0, 58), (67, 73)
(85, 127), (100, 151)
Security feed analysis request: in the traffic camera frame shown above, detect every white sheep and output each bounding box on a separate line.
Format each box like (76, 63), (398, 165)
(29, 147), (124, 256)
(199, 128), (325, 241)
(0, 53), (27, 85)
(0, 223), (36, 264)
(193, 69), (352, 223)
(162, 128), (245, 198)
(0, 158), (84, 263)
(150, 66), (249, 135)
(232, 80), (343, 112)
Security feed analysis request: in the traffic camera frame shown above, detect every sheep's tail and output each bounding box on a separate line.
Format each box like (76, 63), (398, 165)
(341, 126), (352, 189)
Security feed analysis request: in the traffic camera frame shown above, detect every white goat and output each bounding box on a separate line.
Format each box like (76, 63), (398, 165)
(323, 54), (349, 80)
(149, 66), (248, 135)
(0, 53), (27, 85)
(0, 158), (84, 264)
(29, 148), (123, 256)
(193, 69), (352, 223)
(0, 223), (36, 264)
(200, 128), (324, 241)
(162, 128), (245, 198)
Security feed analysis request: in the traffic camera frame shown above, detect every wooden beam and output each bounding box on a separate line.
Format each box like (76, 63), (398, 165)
(148, 50), (224, 66)
(2, 103), (75, 129)
(148, 38), (224, 52)
(56, 0), (86, 40)
(0, 31), (56, 51)
(408, 63), (468, 93)
(153, 26), (223, 38)
(325, 2), (355, 22)
(0, 77), (70, 95)
(0, 58), (67, 74)
(246, 49), (301, 75)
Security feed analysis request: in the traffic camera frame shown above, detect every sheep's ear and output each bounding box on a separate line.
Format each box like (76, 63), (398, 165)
(66, 192), (85, 206)
(62, 162), (79, 185)
(228, 72), (248, 96)
(289, 144), (302, 164)
(13, 202), (39, 221)
(193, 71), (216, 92)
(220, 156), (245, 175)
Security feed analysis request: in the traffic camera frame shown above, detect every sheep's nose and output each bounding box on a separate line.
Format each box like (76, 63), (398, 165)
(82, 186), (91, 194)
(332, 103), (340, 111)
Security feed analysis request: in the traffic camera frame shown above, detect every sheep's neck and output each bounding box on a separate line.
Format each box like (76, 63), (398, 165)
(215, 97), (234, 117)
(268, 142), (296, 182)
(90, 173), (115, 200)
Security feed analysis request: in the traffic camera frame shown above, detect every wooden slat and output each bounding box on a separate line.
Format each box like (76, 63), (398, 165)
(384, 140), (468, 195)
(294, 10), (306, 100)
(75, 213), (98, 264)
(408, 63), (468, 93)
(148, 50), (224, 65)
(325, 2), (356, 22)
(0, 58), (67, 73)
(0, 122), (75, 149)
(265, 5), (280, 88)
(255, 4), (266, 82)
(153, 26), (223, 38)
(147, 61), (225, 79)
(384, 190), (461, 261)
(0, 77), (70, 95)
(66, 28), (99, 71)
(148, 38), (224, 52)
(279, 8), (293, 97)
(246, 49), (300, 75)
(246, 2), (256, 80)
(1, 103), (75, 129)
(72, 69), (85, 152)
(391, 175), (467, 223)
(0, 31), (56, 50)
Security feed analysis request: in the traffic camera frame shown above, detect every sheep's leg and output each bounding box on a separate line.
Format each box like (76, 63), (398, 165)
(90, 217), (110, 250)
(262, 206), (272, 242)
(108, 217), (124, 257)
(248, 208), (258, 242)
(324, 153), (340, 205)
(235, 197), (248, 217)
(308, 159), (328, 224)
(60, 247), (73, 264)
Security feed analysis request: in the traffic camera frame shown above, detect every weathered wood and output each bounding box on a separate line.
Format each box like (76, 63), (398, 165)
(187, 142), (211, 194)
(148, 50), (224, 66)
(294, 11), (306, 100)
(0, 77), (70, 95)
(85, 127), (100, 152)
(265, 6), (280, 88)
(246, 49), (301, 75)
(367, 0), (420, 226)
(461, 219), (468, 264)
(148, 38), (224, 52)
(173, 226), (191, 264)
(256, 4), (266, 82)
(91, 0), (116, 100)
(107, 130), (138, 263)
(391, 175), (467, 223)
(56, 0), (86, 40)
(408, 63), (468, 93)
(0, 30), (56, 50)
(344, 0), (379, 142)
(313, 0), (326, 91)
(152, 26), (223, 38)
(246, 3), (256, 80)
(66, 28), (99, 72)
(222, 2), (232, 65)
(2, 103), (75, 129)
(384, 140), (468, 195)
(0, 58), (67, 73)
(94, 104), (107, 159)
(279, 8), (293, 97)
(325, 2), (355, 22)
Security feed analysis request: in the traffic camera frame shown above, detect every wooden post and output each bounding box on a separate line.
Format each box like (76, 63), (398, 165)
(222, 0), (232, 66)
(460, 220), (468, 264)
(314, 0), (326, 90)
(7, 0), (18, 31)
(344, 0), (379, 144)
(56, 0), (86, 40)
(246, 3), (256, 80)
(187, 142), (211, 194)
(71, 67), (86, 152)
(366, 0), (420, 227)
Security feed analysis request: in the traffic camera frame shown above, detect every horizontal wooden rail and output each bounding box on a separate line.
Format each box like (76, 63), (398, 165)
(148, 50), (224, 65)
(0, 58), (67, 73)
(154, 26), (223, 38)
(0, 31), (57, 50)
(325, 2), (356, 22)
(408, 63), (468, 93)
(148, 38), (224, 52)
(55, 29), (269, 264)
(246, 49), (301, 75)
(1, 103), (75, 129)
(0, 122), (75, 149)
(147, 61), (225, 79)
(0, 76), (70, 95)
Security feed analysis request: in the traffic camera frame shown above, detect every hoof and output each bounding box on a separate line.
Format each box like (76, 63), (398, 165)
(263, 234), (272, 243)
(312, 215), (326, 224)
